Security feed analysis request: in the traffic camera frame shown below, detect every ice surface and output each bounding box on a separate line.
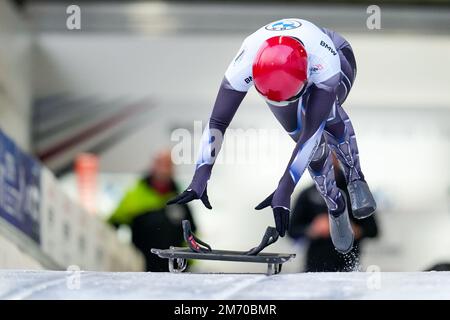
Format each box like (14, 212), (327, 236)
(1, 270), (450, 299)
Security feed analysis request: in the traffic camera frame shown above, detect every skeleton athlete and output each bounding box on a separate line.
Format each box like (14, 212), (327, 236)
(168, 18), (377, 253)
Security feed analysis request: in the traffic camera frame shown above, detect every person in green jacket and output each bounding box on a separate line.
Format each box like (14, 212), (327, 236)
(108, 150), (197, 271)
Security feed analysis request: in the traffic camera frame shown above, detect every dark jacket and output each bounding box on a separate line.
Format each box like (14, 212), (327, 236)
(109, 175), (196, 271)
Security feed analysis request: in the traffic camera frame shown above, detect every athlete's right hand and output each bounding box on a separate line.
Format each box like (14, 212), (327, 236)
(167, 187), (212, 209)
(255, 191), (290, 237)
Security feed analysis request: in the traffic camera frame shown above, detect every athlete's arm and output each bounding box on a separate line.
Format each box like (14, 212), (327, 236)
(167, 78), (247, 208)
(168, 37), (253, 208)
(188, 78), (247, 197)
(256, 73), (340, 236)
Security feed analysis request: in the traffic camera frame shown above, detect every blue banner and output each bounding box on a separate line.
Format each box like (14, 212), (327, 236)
(0, 130), (41, 243)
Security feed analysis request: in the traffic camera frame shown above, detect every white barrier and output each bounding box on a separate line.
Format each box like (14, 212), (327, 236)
(0, 129), (144, 271)
(39, 160), (145, 272)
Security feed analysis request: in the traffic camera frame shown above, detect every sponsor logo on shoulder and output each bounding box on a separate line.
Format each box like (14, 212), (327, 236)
(310, 64), (324, 74)
(320, 40), (337, 56)
(265, 19), (302, 31)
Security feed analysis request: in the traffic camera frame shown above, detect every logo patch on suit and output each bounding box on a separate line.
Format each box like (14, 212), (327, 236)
(320, 40), (337, 56)
(310, 64), (324, 74)
(265, 19), (302, 31)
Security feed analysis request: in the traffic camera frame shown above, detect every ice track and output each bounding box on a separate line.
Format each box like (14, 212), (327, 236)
(1, 270), (450, 299)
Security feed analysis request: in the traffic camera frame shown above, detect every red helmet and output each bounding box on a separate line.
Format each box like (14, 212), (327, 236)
(252, 36), (308, 104)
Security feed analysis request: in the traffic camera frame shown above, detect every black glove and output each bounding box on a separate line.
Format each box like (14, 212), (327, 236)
(255, 192), (290, 237)
(167, 187), (212, 209)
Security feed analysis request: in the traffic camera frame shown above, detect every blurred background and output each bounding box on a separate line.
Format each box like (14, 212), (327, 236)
(0, 0), (449, 273)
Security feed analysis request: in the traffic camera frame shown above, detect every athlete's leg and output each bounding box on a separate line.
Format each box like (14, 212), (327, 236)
(266, 97), (345, 212)
(323, 42), (364, 182)
(325, 102), (376, 218)
(308, 136), (354, 253)
(308, 136), (345, 215)
(324, 101), (364, 183)
(267, 95), (346, 213)
(324, 44), (376, 218)
(266, 96), (349, 216)
(267, 86), (354, 253)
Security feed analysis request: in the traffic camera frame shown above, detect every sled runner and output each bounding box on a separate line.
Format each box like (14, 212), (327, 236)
(151, 220), (296, 275)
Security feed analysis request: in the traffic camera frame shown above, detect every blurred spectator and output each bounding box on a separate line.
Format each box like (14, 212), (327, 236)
(288, 154), (379, 272)
(108, 149), (197, 272)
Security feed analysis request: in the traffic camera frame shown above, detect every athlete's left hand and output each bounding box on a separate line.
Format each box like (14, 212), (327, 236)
(255, 191), (290, 237)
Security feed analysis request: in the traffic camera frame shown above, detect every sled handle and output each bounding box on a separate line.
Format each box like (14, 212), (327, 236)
(182, 220), (212, 253)
(245, 227), (279, 256)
